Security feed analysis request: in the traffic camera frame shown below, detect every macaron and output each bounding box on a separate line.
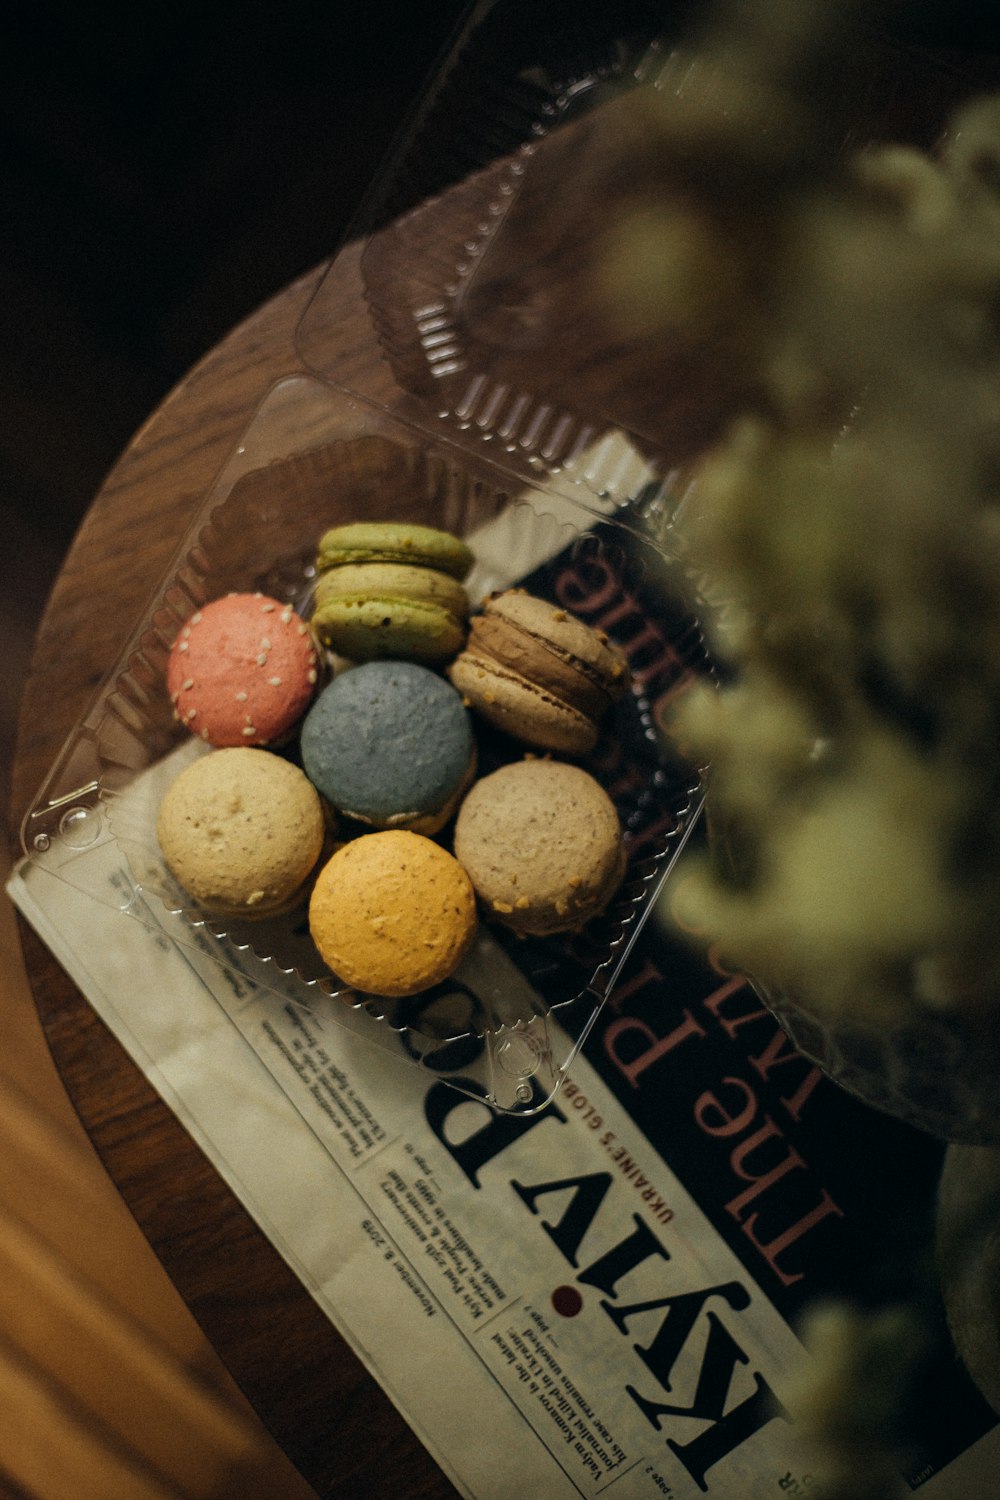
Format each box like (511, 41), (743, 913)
(448, 589), (630, 755)
(300, 660), (476, 835)
(167, 593), (319, 747)
(316, 521), (473, 579)
(156, 748), (326, 919)
(453, 758), (627, 936)
(311, 561), (468, 665)
(309, 830), (477, 997)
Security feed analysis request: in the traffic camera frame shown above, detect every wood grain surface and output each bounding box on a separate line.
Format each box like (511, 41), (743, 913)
(8, 248), (459, 1500)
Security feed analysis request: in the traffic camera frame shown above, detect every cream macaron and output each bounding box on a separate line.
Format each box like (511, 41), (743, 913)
(156, 747), (326, 919)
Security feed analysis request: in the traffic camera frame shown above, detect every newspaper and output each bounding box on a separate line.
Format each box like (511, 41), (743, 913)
(10, 833), (1000, 1499)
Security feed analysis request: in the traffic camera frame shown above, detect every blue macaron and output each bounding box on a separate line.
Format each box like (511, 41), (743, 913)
(300, 661), (476, 835)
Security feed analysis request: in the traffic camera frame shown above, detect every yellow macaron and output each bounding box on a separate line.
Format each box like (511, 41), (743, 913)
(309, 830), (477, 997)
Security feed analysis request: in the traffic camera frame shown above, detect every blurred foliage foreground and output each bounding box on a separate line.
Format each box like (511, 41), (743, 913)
(592, 1), (1000, 1491)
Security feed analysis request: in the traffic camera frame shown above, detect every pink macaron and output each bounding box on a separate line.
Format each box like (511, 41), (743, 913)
(167, 592), (319, 747)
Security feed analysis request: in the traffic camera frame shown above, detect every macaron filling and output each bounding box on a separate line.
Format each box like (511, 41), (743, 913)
(317, 522), (473, 579)
(448, 590), (630, 754)
(461, 613), (616, 718)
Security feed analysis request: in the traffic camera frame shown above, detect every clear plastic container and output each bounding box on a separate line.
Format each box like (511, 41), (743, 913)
(298, 3), (987, 475)
(21, 374), (708, 1113)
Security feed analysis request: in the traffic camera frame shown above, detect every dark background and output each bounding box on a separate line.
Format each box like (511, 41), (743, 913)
(0, 0), (471, 825)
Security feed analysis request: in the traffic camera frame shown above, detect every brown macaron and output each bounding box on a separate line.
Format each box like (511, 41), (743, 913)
(453, 758), (627, 936)
(448, 589), (629, 755)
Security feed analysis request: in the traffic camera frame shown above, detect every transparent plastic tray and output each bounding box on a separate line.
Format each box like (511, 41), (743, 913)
(21, 374), (709, 1113)
(298, 4), (986, 477)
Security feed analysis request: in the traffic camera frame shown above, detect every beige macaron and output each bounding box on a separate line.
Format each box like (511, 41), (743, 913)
(453, 758), (627, 935)
(156, 747), (326, 919)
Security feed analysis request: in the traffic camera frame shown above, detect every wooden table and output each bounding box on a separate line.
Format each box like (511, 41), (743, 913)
(8, 243), (460, 1499)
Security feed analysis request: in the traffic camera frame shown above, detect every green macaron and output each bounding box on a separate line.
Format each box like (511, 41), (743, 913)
(311, 562), (469, 664)
(316, 522), (474, 580)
